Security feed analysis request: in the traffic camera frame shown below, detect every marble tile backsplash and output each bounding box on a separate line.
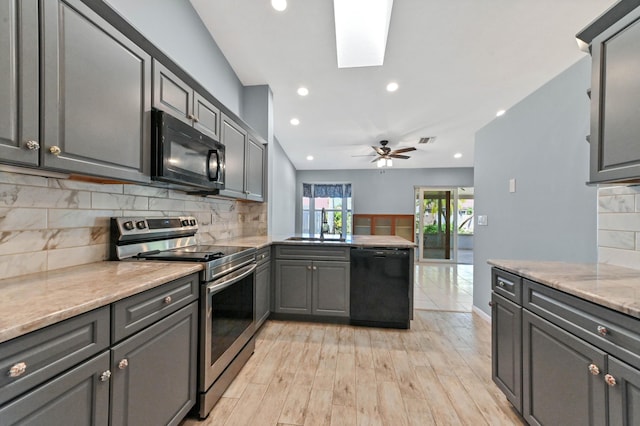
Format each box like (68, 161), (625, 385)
(598, 185), (640, 270)
(0, 171), (267, 280)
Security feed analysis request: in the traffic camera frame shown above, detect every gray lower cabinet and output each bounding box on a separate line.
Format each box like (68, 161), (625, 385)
(255, 247), (271, 329)
(608, 357), (640, 425)
(522, 310), (607, 426)
(0, 351), (111, 426)
(0, 0), (39, 167)
(491, 292), (522, 413)
(275, 256), (350, 317)
(219, 114), (265, 201)
(153, 61), (220, 140)
(40, 0), (151, 183)
(110, 302), (198, 426)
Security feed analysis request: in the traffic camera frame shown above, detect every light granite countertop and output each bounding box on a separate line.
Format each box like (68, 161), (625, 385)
(489, 259), (640, 319)
(0, 261), (202, 344)
(214, 234), (416, 249)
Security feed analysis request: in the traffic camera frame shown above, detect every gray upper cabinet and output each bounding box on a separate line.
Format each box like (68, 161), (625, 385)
(40, 0), (151, 183)
(153, 61), (220, 141)
(0, 0), (39, 167)
(583, 6), (640, 184)
(219, 113), (266, 202)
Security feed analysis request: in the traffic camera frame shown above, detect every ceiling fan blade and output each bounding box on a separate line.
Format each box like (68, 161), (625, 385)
(389, 154), (411, 159)
(371, 156), (383, 163)
(390, 147), (417, 154)
(372, 146), (385, 155)
(352, 154), (376, 157)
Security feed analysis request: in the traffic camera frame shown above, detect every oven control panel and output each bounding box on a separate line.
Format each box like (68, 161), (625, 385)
(112, 216), (198, 238)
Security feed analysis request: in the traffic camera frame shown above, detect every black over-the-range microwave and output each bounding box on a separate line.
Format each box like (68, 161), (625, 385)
(151, 109), (225, 191)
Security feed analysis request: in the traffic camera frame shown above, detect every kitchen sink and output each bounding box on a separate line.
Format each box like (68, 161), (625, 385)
(286, 236), (347, 242)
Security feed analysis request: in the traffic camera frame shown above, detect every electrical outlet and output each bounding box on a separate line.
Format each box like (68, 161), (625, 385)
(477, 215), (488, 226)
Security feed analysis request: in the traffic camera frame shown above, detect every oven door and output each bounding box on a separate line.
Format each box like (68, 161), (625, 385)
(152, 109), (225, 190)
(201, 263), (256, 390)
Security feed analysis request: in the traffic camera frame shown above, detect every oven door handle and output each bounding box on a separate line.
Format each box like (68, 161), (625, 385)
(206, 263), (256, 295)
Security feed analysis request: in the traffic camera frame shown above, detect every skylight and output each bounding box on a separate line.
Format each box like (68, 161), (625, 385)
(334, 0), (394, 68)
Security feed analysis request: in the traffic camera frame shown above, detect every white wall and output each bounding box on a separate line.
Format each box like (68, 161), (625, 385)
(104, 0), (244, 114)
(270, 138), (297, 236)
(295, 168), (473, 232)
(473, 57), (597, 316)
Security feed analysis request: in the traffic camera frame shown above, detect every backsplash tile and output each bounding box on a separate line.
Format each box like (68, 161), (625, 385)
(598, 185), (640, 270)
(0, 171), (267, 279)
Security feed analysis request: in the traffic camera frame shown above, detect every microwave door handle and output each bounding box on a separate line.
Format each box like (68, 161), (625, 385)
(207, 149), (219, 181)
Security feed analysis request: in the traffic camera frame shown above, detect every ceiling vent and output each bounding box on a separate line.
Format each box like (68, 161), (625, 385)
(418, 137), (436, 144)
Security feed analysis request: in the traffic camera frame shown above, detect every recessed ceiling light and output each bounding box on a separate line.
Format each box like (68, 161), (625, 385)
(386, 82), (399, 92)
(271, 0), (287, 12)
(297, 87), (309, 96)
(334, 0), (394, 68)
(290, 118), (300, 126)
(454, 153), (462, 159)
(496, 109), (506, 117)
(306, 155), (314, 161)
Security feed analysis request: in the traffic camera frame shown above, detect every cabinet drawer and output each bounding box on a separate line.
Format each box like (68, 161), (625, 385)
(256, 246), (271, 265)
(112, 273), (198, 342)
(0, 306), (110, 405)
(275, 245), (350, 261)
(524, 279), (640, 370)
(492, 268), (522, 304)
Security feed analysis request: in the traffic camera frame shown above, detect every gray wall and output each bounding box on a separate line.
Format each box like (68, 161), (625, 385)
(295, 168), (473, 232)
(473, 57), (597, 316)
(270, 137), (297, 236)
(104, 0), (243, 114)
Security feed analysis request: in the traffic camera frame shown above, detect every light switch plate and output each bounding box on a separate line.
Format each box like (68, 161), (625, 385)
(509, 178), (516, 193)
(477, 215), (488, 226)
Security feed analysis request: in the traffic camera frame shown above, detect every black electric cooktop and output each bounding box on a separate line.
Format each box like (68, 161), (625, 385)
(136, 245), (252, 262)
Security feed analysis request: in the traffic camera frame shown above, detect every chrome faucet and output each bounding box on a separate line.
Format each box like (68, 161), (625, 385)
(320, 208), (329, 239)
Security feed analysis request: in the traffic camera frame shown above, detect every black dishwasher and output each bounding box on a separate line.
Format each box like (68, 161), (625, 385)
(350, 247), (410, 329)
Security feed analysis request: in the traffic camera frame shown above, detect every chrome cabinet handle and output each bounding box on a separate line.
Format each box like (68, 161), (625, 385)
(597, 326), (608, 336)
(25, 140), (40, 151)
(192, 116), (199, 123)
(49, 146), (61, 156)
(498, 280), (506, 287)
(488, 301), (494, 307)
(99, 370), (111, 382)
(164, 296), (172, 305)
(118, 359), (128, 370)
(307, 265), (312, 270)
(604, 374), (617, 387)
(588, 364), (600, 376)
(8, 362), (27, 378)
(187, 114), (195, 120)
(313, 266), (317, 270)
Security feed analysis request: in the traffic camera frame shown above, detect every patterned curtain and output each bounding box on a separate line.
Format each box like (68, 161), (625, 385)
(303, 183), (351, 198)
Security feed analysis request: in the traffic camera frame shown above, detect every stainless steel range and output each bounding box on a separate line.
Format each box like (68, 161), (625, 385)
(110, 216), (256, 419)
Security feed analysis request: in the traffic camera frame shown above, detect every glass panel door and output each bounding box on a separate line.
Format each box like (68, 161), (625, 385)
(415, 188), (457, 262)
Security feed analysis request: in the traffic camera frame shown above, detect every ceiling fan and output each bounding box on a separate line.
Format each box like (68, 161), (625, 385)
(369, 140), (416, 163)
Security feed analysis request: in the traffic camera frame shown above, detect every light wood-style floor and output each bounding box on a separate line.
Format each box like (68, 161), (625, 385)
(182, 310), (525, 426)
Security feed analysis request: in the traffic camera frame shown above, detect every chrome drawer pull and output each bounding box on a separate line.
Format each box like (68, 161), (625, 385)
(118, 359), (129, 370)
(498, 280), (506, 287)
(588, 364), (600, 376)
(597, 325), (608, 336)
(8, 362), (27, 378)
(164, 296), (172, 305)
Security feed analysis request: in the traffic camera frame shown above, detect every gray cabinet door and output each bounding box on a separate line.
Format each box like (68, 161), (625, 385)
(193, 92), (220, 141)
(491, 292), (522, 413)
(110, 302), (198, 426)
(0, 351), (110, 426)
(589, 8), (640, 183)
(275, 260), (312, 314)
(608, 356), (640, 425)
(246, 137), (265, 201)
(153, 60), (192, 125)
(0, 0), (39, 167)
(255, 260), (271, 328)
(313, 261), (349, 317)
(41, 0), (150, 183)
(523, 310), (607, 426)
(219, 113), (247, 198)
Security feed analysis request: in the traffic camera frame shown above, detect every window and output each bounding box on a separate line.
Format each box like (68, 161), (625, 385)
(302, 183), (352, 237)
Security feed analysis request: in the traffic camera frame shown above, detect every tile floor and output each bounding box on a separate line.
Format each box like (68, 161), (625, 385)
(414, 263), (474, 312)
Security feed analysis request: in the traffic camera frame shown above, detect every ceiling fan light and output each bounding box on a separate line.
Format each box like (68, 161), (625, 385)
(271, 0), (287, 12)
(386, 158), (393, 167)
(377, 158), (385, 168)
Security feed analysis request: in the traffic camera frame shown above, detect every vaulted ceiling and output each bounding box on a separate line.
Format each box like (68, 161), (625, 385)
(190, 0), (615, 170)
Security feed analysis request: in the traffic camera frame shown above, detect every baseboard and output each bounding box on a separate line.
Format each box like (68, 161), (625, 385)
(472, 304), (491, 323)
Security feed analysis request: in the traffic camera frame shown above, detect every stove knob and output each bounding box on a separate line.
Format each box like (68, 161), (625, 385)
(136, 221), (147, 229)
(189, 219), (196, 226)
(123, 221), (134, 231)
(181, 219), (189, 227)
